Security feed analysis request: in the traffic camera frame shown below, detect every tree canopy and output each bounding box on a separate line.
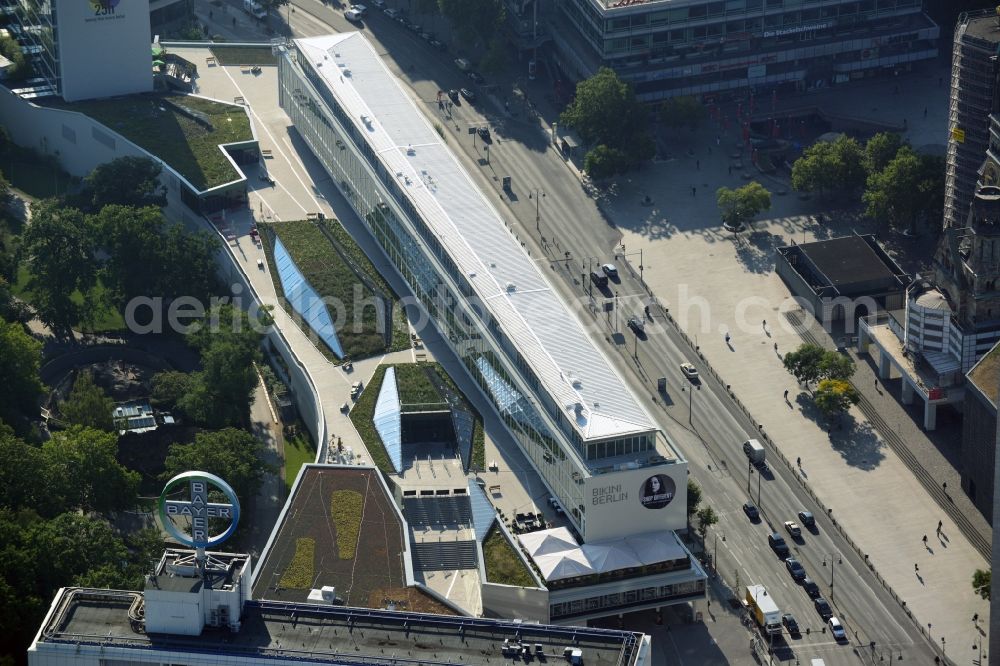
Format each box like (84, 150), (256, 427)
(864, 132), (904, 174)
(782, 343), (856, 385)
(814, 379), (860, 418)
(41, 426), (140, 515)
(59, 370), (115, 431)
(686, 478), (702, 517)
(863, 146), (944, 233)
(0, 318), (44, 426)
(437, 0), (503, 49)
(18, 200), (96, 338)
(81, 157), (166, 211)
(972, 567), (991, 600)
(696, 506), (718, 538)
(163, 428), (274, 503)
(717, 181), (772, 230)
(560, 68), (653, 178)
(790, 135), (866, 200)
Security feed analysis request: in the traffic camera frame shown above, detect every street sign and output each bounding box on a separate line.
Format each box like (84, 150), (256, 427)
(159, 471), (240, 550)
(468, 126), (477, 134)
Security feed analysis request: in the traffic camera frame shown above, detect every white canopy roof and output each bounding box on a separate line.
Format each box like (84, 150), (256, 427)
(517, 527), (685, 582)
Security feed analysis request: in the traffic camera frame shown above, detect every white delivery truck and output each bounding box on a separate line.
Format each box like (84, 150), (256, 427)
(243, 0), (266, 19)
(743, 438), (766, 465)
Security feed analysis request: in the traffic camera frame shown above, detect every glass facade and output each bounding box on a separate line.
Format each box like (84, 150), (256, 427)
(549, 578), (706, 620)
(556, 0), (938, 101)
(279, 48), (663, 538)
(9, 0), (56, 89)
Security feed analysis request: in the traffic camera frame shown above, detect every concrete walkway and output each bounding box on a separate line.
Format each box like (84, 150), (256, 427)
(599, 59), (989, 657)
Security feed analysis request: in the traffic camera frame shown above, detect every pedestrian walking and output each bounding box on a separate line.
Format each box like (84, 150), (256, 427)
(784, 389), (789, 400)
(922, 535), (928, 545)
(716, 136), (721, 146)
(728, 165), (732, 176)
(691, 186), (697, 196)
(774, 342), (778, 351)
(937, 520), (942, 533)
(915, 563), (919, 573)
(762, 319), (766, 328)
(923, 107), (928, 118)
(696, 159), (700, 170)
(209, 9), (213, 18)
(943, 481), (948, 493)
(796, 456), (800, 466)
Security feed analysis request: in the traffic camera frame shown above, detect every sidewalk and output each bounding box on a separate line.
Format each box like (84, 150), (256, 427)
(600, 63), (989, 657)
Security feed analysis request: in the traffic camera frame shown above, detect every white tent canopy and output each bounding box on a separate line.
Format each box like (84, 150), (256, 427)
(518, 527), (685, 582)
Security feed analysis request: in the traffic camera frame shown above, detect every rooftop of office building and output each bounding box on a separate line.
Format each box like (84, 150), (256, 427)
(252, 465), (456, 614)
(958, 8), (1000, 44)
(35, 588), (646, 666)
(288, 33), (659, 444)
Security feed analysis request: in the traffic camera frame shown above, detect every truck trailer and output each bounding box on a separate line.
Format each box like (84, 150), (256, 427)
(745, 584), (782, 636)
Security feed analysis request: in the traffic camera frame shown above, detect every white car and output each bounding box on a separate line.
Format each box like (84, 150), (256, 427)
(680, 362), (699, 379)
(828, 617), (846, 641)
(350, 3), (368, 15)
(601, 263), (618, 278)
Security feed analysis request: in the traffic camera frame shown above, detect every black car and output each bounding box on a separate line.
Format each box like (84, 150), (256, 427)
(782, 613), (800, 636)
(742, 502), (759, 521)
(467, 71), (485, 84)
(814, 596), (832, 620)
(476, 126), (492, 143)
(768, 532), (789, 557)
(447, 89), (460, 103)
(460, 87), (476, 102)
(627, 316), (645, 336)
(785, 557), (806, 581)
(802, 577), (820, 598)
(429, 39), (446, 51)
(798, 510), (816, 529)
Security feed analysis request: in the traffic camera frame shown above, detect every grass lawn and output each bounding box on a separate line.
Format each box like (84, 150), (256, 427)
(13, 265), (125, 334)
(394, 363), (446, 408)
(47, 94), (252, 191)
(330, 489), (363, 559)
(211, 46), (278, 66)
(283, 426), (316, 491)
(350, 364), (393, 473)
(261, 220), (402, 362)
(483, 525), (537, 587)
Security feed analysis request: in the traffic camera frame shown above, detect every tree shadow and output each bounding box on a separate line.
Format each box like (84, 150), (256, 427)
(829, 418), (885, 470)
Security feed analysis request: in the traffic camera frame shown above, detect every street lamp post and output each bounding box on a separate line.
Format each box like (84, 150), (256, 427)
(529, 189), (545, 232)
(822, 553), (842, 603)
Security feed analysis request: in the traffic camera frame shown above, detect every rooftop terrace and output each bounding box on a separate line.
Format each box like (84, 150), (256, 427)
(37, 590), (646, 666)
(44, 93), (253, 191)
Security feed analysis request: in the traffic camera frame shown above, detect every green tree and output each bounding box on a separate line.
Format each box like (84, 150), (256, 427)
(438, 0), (503, 49)
(561, 67), (648, 151)
(18, 200), (96, 338)
(864, 132), (904, 174)
(659, 96), (705, 131)
(0, 424), (58, 515)
(0, 35), (30, 81)
(791, 135), (866, 200)
(818, 352), (855, 382)
(479, 36), (508, 77)
(176, 305), (267, 428)
(584, 145), (630, 180)
(696, 506), (718, 538)
(686, 478), (702, 517)
(42, 426), (139, 515)
(82, 157), (165, 211)
(782, 344), (826, 385)
(716, 181), (772, 230)
(864, 146), (945, 234)
(151, 370), (195, 407)
(29, 512), (129, 593)
(156, 223), (219, 303)
(814, 378), (860, 418)
(972, 567), (991, 600)
(59, 370), (115, 431)
(0, 318), (44, 425)
(163, 428), (274, 503)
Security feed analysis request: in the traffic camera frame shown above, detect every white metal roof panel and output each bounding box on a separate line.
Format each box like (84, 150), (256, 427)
(294, 33), (653, 441)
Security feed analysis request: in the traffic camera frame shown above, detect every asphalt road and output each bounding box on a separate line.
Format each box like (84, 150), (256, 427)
(250, 2), (945, 663)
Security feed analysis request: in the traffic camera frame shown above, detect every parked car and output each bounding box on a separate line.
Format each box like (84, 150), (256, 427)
(350, 381), (364, 399)
(467, 71), (485, 84)
(429, 39), (445, 51)
(344, 8), (363, 21)
(419, 31), (433, 41)
(601, 263), (618, 278)
(783, 521), (802, 538)
(383, 7), (400, 18)
(802, 577), (820, 598)
(782, 613), (800, 636)
(447, 89), (459, 103)
(476, 126), (492, 143)
(349, 3), (368, 15)
(784, 557), (806, 581)
(680, 362), (699, 380)
(814, 596), (832, 620)
(828, 617), (846, 641)
(798, 510), (816, 529)
(371, 0), (385, 7)
(460, 87), (476, 102)
(742, 502), (760, 521)
(768, 532), (789, 557)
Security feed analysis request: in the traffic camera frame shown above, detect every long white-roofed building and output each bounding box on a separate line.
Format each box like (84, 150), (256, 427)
(277, 33), (705, 621)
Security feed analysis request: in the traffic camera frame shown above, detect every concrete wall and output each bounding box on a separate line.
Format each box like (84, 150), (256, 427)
(56, 0), (153, 102)
(481, 582), (549, 623)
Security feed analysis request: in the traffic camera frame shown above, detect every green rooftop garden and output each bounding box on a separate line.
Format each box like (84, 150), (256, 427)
(483, 525), (537, 588)
(48, 94), (252, 190)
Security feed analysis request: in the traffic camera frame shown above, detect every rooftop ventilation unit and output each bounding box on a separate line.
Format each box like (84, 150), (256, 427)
(505, 282), (516, 292)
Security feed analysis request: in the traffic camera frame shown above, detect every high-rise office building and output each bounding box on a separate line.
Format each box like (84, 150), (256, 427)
(5, 0), (153, 101)
(945, 9), (1000, 230)
(551, 0), (939, 103)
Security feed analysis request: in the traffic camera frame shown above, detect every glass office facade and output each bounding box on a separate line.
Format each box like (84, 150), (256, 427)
(556, 0), (938, 101)
(279, 46), (662, 538)
(7, 0), (57, 90)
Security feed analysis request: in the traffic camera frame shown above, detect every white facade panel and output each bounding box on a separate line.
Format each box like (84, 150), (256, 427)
(583, 463), (687, 541)
(56, 0), (153, 101)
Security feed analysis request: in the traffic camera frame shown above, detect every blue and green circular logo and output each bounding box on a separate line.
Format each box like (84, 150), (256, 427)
(158, 471), (240, 549)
